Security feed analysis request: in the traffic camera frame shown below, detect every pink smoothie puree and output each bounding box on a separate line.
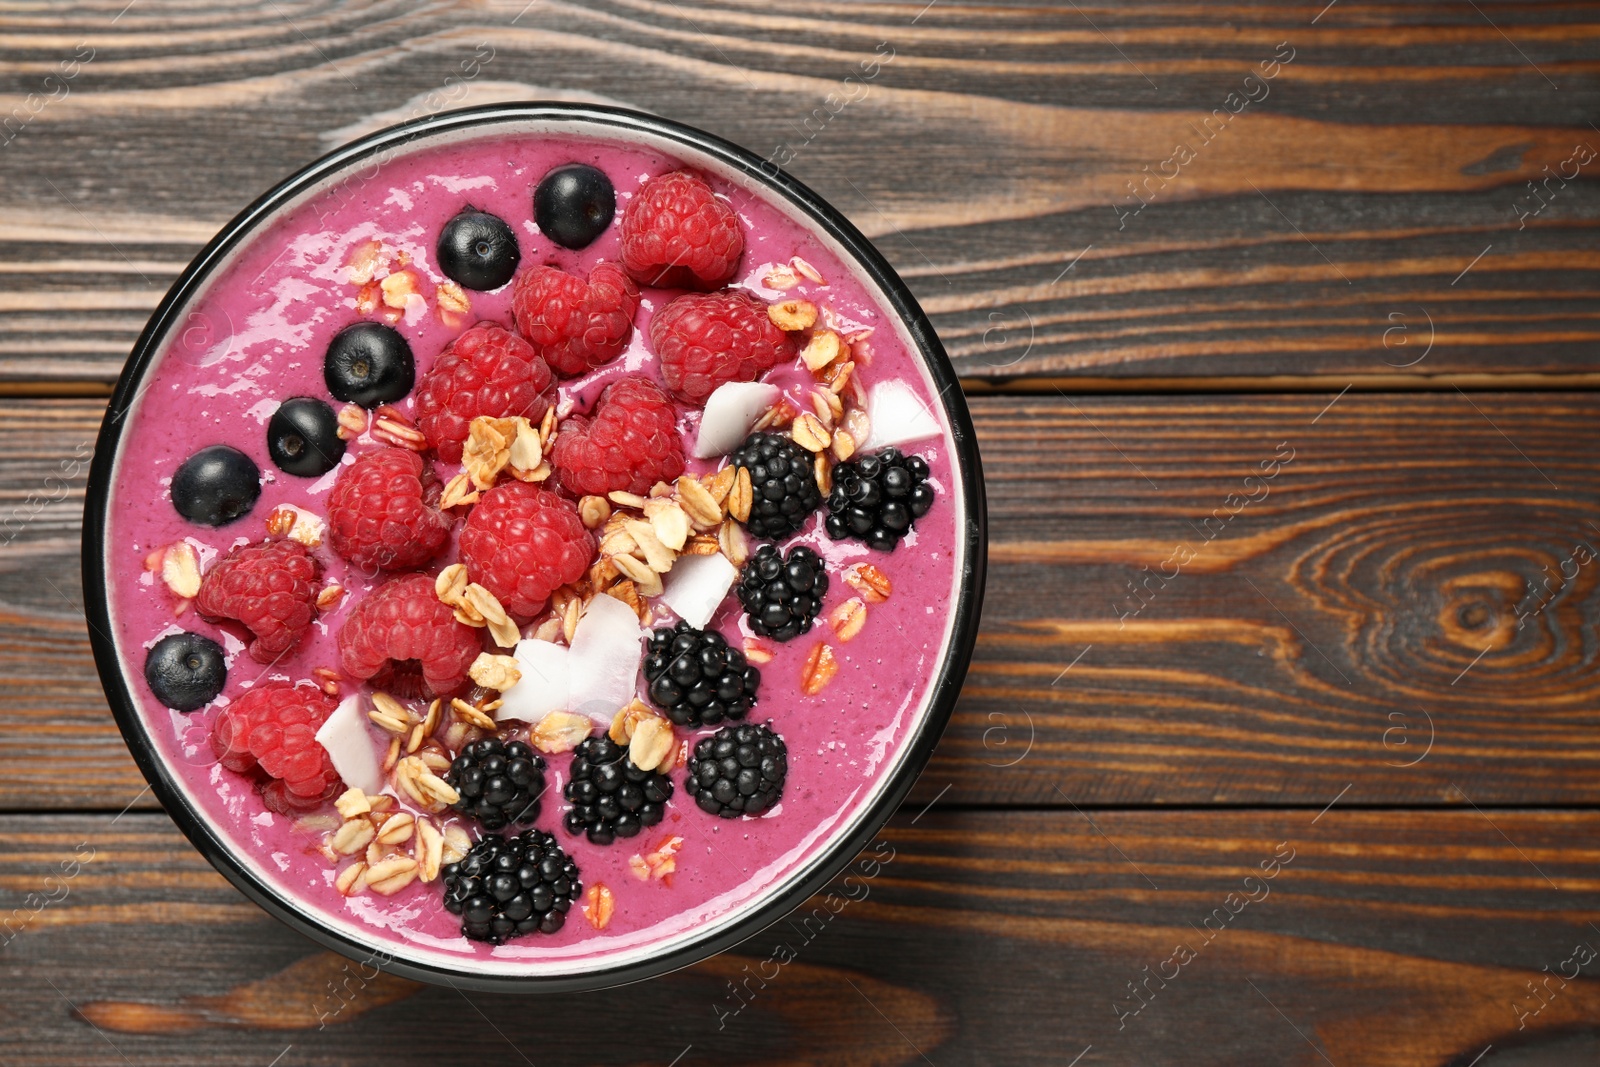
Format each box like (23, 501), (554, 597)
(102, 120), (965, 979)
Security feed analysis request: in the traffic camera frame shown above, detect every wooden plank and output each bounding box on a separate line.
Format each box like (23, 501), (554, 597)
(1, 1), (1597, 383)
(9, 392), (1600, 809)
(947, 389), (1600, 808)
(3, 809), (1598, 1065)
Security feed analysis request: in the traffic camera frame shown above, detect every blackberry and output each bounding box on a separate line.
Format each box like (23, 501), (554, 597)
(562, 736), (673, 845)
(684, 722), (787, 818)
(729, 432), (823, 539)
(441, 829), (581, 942)
(446, 738), (547, 831)
(825, 447), (935, 552)
(643, 621), (760, 727)
(736, 544), (827, 642)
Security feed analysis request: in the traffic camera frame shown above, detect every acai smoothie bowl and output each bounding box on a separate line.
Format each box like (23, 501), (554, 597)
(83, 104), (985, 991)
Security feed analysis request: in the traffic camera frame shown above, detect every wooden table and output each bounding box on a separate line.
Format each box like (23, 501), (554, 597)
(4, 2), (1599, 1063)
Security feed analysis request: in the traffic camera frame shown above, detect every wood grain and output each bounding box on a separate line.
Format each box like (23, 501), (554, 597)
(3, 809), (1598, 1065)
(7, 4), (1598, 1063)
(949, 389), (1600, 807)
(1, 1), (1597, 383)
(11, 392), (1600, 810)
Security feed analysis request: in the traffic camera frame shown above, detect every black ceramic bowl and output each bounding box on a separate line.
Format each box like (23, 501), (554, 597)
(82, 103), (985, 992)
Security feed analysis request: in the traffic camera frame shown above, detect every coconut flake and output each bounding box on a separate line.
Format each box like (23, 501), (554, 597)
(315, 696), (384, 796)
(693, 382), (782, 459)
(567, 593), (644, 723)
(863, 380), (942, 450)
(660, 551), (737, 629)
(497, 639), (571, 724)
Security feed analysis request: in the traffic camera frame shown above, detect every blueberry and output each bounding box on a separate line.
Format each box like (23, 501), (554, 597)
(266, 397), (344, 477)
(324, 322), (414, 408)
(170, 445), (260, 526)
(144, 632), (226, 711)
(437, 209), (520, 290)
(533, 164), (615, 250)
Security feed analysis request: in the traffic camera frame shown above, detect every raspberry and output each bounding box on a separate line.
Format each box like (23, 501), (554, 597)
(551, 376), (685, 498)
(338, 573), (483, 699)
(414, 322), (554, 463)
(210, 681), (342, 814)
(327, 447), (453, 573)
(194, 538), (321, 664)
(619, 171), (743, 290)
(511, 262), (639, 378)
(649, 291), (795, 405)
(458, 482), (594, 618)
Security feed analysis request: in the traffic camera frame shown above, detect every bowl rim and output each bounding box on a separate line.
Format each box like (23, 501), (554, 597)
(81, 101), (987, 993)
